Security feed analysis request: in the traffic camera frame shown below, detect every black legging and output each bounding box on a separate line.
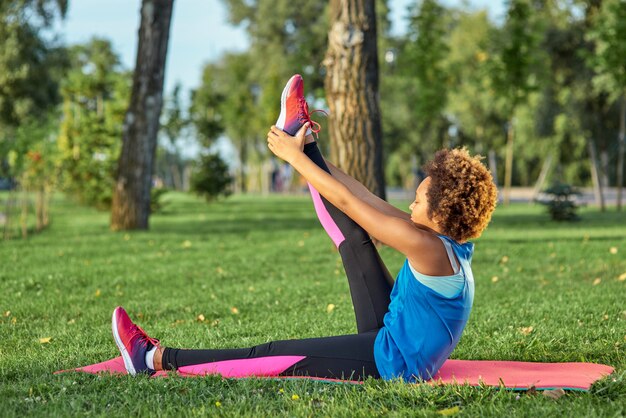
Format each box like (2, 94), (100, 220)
(162, 142), (394, 380)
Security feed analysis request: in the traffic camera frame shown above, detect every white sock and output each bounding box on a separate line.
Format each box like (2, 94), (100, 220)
(145, 346), (157, 370)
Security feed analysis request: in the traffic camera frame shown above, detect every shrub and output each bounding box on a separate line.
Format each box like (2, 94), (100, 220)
(540, 182), (581, 221)
(191, 153), (232, 202)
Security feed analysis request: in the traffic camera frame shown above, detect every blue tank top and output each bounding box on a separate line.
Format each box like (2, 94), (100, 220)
(373, 236), (475, 381)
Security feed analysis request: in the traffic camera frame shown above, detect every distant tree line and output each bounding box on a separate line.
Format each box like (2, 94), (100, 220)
(1, 0), (625, 237)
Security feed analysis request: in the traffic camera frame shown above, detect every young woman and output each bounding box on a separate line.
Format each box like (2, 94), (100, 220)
(112, 75), (497, 382)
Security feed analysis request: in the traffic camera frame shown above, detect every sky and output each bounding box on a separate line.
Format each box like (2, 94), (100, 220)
(56, 0), (506, 96)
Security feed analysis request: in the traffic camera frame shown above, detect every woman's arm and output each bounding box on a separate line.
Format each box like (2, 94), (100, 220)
(324, 159), (411, 221)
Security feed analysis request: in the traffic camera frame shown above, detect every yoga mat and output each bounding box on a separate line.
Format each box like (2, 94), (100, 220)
(56, 357), (614, 391)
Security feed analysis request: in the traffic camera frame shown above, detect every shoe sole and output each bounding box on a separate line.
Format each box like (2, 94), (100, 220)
(112, 308), (137, 376)
(276, 74), (299, 131)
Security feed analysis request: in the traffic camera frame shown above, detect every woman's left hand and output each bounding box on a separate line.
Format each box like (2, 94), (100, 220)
(267, 123), (309, 164)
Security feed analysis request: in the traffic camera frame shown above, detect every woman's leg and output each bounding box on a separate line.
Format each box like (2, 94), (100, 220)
(160, 330), (380, 380)
(304, 141), (393, 333)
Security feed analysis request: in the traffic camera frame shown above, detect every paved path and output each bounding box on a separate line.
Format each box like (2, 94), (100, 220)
(387, 187), (624, 206)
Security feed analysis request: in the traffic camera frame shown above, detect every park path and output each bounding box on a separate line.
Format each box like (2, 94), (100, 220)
(387, 187), (624, 206)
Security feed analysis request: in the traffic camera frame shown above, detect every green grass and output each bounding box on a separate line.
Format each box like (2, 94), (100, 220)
(1, 192), (625, 417)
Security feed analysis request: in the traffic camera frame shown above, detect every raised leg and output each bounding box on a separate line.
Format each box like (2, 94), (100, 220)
(304, 142), (393, 333)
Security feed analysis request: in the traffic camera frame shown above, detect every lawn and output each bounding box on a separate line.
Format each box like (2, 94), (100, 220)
(1, 192), (625, 417)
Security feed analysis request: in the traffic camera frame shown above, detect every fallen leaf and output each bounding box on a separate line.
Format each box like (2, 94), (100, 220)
(542, 388), (566, 400)
(603, 314), (609, 320)
(67, 319), (75, 324)
(326, 304), (336, 313)
(609, 247), (618, 254)
(519, 326), (534, 336)
(39, 337), (52, 344)
(230, 307), (239, 314)
(500, 256), (509, 264)
(491, 276), (499, 283)
(593, 278), (601, 286)
(11, 317), (16, 324)
(618, 272), (626, 282)
(197, 314), (205, 322)
(216, 267), (224, 274)
(94, 289), (101, 297)
(437, 406), (460, 416)
(3, 311), (10, 317)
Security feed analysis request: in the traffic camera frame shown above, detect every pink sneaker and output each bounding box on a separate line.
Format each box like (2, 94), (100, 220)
(111, 306), (159, 375)
(275, 74), (326, 137)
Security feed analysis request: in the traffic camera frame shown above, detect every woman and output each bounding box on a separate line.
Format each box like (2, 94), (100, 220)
(112, 75), (497, 382)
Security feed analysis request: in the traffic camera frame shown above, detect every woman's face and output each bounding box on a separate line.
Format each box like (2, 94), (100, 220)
(409, 176), (432, 224)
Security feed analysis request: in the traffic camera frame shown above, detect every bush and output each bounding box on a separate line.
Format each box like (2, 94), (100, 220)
(191, 153), (232, 202)
(539, 182), (581, 221)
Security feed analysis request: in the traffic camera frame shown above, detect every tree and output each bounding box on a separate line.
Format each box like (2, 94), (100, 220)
(111, 0), (174, 230)
(0, 0), (67, 171)
(490, 0), (541, 205)
(159, 83), (188, 190)
(190, 53), (257, 192)
(324, 0), (386, 198)
(57, 38), (130, 208)
(0, 0), (67, 238)
(587, 0), (626, 210)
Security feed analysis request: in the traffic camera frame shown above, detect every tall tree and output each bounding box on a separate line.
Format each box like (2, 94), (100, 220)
(490, 0), (541, 205)
(446, 10), (503, 150)
(324, 0), (386, 198)
(57, 38), (129, 208)
(0, 0), (67, 170)
(159, 83), (188, 190)
(111, 0), (174, 230)
(587, 0), (626, 210)
(190, 53), (257, 192)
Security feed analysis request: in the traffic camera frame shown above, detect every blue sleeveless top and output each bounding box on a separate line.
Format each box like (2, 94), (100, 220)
(373, 236), (475, 381)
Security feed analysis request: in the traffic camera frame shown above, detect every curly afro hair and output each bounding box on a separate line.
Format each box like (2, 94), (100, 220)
(423, 148), (497, 242)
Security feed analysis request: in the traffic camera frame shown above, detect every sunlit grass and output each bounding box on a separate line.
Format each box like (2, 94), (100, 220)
(1, 192), (624, 416)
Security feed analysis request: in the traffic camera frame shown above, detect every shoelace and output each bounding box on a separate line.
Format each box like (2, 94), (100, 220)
(298, 98), (328, 138)
(130, 323), (160, 348)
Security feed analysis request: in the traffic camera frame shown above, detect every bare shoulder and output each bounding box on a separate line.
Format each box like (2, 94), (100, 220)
(405, 229), (456, 277)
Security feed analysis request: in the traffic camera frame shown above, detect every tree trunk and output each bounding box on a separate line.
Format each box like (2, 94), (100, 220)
(530, 153), (552, 203)
(111, 0), (174, 230)
(324, 0), (386, 199)
(588, 138), (605, 211)
(239, 141), (248, 193)
(617, 93), (625, 211)
(503, 118), (514, 206)
(488, 149), (498, 186)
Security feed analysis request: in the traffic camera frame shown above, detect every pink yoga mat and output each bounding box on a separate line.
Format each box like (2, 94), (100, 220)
(56, 357), (614, 391)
